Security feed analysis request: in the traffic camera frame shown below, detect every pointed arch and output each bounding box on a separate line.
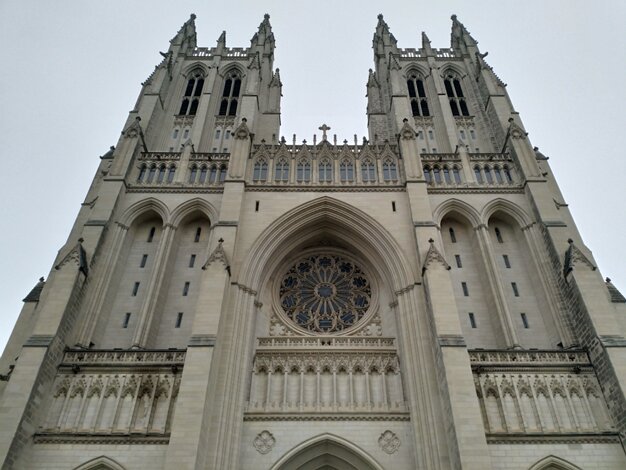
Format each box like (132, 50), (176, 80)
(481, 198), (532, 228)
(528, 455), (583, 470)
(181, 62), (210, 78)
(169, 197), (218, 227)
(118, 198), (169, 227)
(73, 455), (126, 470)
(433, 198), (481, 228)
(269, 433), (384, 470)
(239, 197), (416, 293)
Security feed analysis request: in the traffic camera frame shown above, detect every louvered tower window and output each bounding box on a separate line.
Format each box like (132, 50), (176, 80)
(444, 73), (470, 116)
(179, 71), (205, 116)
(219, 71), (242, 116)
(407, 74), (430, 117)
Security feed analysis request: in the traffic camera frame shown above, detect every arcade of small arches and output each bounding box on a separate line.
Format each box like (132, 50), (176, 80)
(424, 163), (514, 186)
(251, 156), (399, 185)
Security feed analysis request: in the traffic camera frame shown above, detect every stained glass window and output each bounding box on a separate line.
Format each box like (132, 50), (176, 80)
(279, 254), (371, 333)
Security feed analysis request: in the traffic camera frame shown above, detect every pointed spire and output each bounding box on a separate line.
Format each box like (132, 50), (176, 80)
(421, 31), (434, 55)
(252, 13), (274, 44)
(606, 278), (626, 303)
(422, 239), (451, 275)
(169, 14), (197, 54)
(373, 14), (398, 48)
(269, 68), (282, 87)
(366, 68), (379, 88)
(23, 277), (45, 303)
(450, 14), (478, 53)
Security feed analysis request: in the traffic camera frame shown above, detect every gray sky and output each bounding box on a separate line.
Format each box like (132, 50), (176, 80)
(1, 0), (624, 352)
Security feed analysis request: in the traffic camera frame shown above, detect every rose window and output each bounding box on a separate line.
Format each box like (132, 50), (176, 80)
(279, 254), (371, 333)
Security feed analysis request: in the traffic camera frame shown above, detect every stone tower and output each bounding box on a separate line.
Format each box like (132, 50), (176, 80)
(1, 13), (625, 470)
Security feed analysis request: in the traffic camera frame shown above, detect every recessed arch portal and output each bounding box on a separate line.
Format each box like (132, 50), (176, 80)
(240, 197), (416, 296)
(270, 434), (383, 470)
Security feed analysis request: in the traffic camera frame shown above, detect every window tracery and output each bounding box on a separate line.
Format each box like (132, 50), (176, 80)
(407, 73), (430, 117)
(279, 254), (372, 334)
(444, 72), (469, 117)
(179, 70), (204, 116)
(218, 70), (241, 116)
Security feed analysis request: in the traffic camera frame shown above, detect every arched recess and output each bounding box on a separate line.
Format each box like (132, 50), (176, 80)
(152, 203), (212, 348)
(433, 198), (481, 229)
(480, 198), (532, 228)
(485, 204), (560, 348)
(118, 197), (169, 228)
(269, 434), (384, 470)
(239, 196), (416, 296)
(528, 455), (583, 470)
(169, 197), (218, 227)
(93, 204), (166, 348)
(73, 455), (126, 470)
(439, 207), (503, 348)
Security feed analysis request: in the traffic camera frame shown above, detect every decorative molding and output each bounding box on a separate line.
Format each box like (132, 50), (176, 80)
(485, 433), (620, 445)
(422, 238), (451, 274)
(543, 220), (567, 228)
(438, 335), (466, 347)
(243, 413), (410, 422)
(202, 238), (230, 270)
(564, 239), (596, 277)
(215, 221), (239, 226)
(24, 335), (54, 347)
(413, 221), (437, 227)
(378, 430), (401, 454)
(126, 187), (225, 194)
(253, 430), (276, 454)
(188, 335), (217, 347)
(257, 336), (395, 350)
(84, 220), (108, 227)
(33, 432), (170, 445)
(61, 349), (186, 367)
(599, 335), (626, 348)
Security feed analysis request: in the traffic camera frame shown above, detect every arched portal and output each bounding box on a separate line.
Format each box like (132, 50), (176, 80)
(270, 434), (383, 470)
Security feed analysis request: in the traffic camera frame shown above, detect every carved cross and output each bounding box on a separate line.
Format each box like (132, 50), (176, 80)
(318, 124), (331, 141)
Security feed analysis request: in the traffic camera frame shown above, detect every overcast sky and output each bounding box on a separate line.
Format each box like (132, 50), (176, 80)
(0, 0), (624, 352)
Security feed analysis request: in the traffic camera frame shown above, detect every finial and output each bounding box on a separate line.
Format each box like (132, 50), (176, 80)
(264, 13), (270, 20)
(378, 14), (384, 20)
(369, 68), (373, 73)
(428, 238), (434, 244)
(403, 118), (408, 123)
(190, 13), (196, 20)
(39, 277), (45, 282)
(78, 237), (84, 243)
(451, 14), (457, 21)
(568, 239), (574, 244)
(318, 124), (331, 141)
(218, 238), (224, 243)
(606, 277), (612, 283)
(242, 117), (247, 122)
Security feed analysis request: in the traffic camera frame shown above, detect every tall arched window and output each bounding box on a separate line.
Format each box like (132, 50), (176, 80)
(361, 159), (376, 182)
(179, 71), (205, 116)
(318, 158), (332, 182)
(494, 166), (503, 184)
(444, 72), (470, 117)
(157, 165), (166, 184)
(433, 166), (442, 184)
(297, 159), (311, 182)
(275, 158), (289, 182)
(189, 165), (198, 183)
(452, 166), (461, 184)
(382, 159), (398, 181)
(474, 166), (483, 184)
(167, 165), (176, 183)
(484, 166), (494, 184)
(209, 165), (217, 183)
(253, 158), (268, 182)
(340, 159), (354, 182)
(424, 166), (432, 184)
(407, 73), (430, 117)
(219, 71), (242, 116)
(137, 165), (147, 182)
(147, 165), (156, 184)
(503, 165), (513, 183)
(219, 165), (227, 182)
(198, 166), (208, 184)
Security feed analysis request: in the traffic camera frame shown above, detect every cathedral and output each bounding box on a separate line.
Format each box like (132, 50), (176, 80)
(1, 12), (626, 470)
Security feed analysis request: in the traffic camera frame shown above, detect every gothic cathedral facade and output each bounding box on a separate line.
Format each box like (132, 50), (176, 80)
(1, 13), (626, 470)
